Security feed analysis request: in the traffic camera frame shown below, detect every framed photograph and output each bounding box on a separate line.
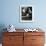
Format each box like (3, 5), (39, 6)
(20, 5), (34, 22)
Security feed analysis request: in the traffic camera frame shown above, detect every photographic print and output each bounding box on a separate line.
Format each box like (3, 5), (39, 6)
(20, 5), (34, 22)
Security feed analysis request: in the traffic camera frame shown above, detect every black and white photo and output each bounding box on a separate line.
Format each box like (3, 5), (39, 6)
(20, 5), (34, 22)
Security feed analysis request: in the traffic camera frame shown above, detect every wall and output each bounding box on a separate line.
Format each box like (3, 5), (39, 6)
(0, 0), (46, 29)
(0, 0), (46, 43)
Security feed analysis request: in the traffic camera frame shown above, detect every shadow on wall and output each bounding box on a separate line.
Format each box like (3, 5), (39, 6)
(0, 24), (7, 43)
